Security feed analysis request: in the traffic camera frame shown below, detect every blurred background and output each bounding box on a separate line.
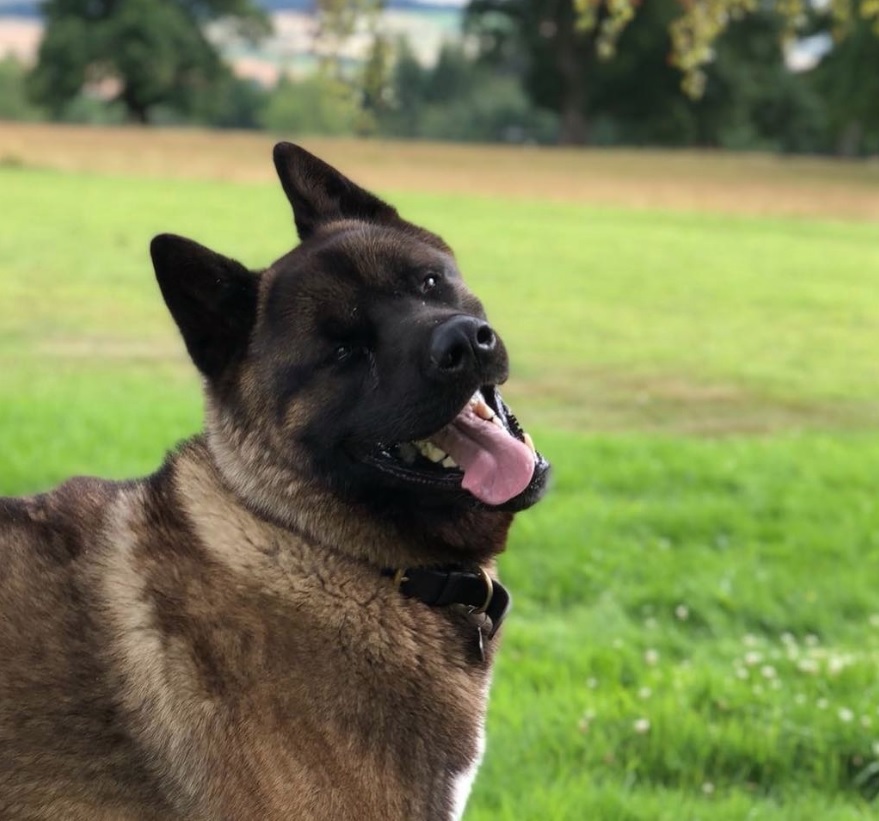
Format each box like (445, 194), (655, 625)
(0, 0), (877, 152)
(2, 1), (879, 819)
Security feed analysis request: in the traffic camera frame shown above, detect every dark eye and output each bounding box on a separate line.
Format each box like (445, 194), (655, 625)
(335, 344), (353, 361)
(421, 273), (440, 293)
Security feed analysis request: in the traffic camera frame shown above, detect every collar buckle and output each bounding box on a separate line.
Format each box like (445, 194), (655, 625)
(385, 565), (512, 641)
(470, 566), (494, 615)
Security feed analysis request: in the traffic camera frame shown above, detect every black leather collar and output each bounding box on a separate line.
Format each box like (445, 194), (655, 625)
(384, 566), (511, 641)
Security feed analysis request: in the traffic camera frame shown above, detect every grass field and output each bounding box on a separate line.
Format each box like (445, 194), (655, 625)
(2, 125), (879, 819)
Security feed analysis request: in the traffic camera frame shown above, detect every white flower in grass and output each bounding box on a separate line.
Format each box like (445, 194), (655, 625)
(817, 698), (829, 710)
(827, 656), (848, 676)
(644, 649), (660, 666)
(744, 651), (762, 667)
(839, 707), (854, 723)
(760, 665), (777, 680)
(794, 693), (807, 705)
(638, 686), (652, 700)
(633, 718), (651, 734)
(702, 782), (715, 795)
(872, 741), (879, 758)
(805, 634), (820, 647)
(579, 710), (595, 732)
(861, 716), (872, 728)
(675, 604), (690, 621)
(869, 614), (879, 628)
(797, 658), (819, 675)
(586, 677), (599, 689)
(734, 666), (748, 680)
(743, 633), (759, 647)
(644, 617), (658, 630)
(780, 632), (796, 646)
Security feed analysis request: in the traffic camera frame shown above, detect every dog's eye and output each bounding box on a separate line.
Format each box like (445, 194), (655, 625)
(421, 274), (440, 293)
(334, 343), (368, 364)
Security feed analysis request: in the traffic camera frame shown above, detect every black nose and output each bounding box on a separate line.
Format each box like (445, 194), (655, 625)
(429, 315), (498, 377)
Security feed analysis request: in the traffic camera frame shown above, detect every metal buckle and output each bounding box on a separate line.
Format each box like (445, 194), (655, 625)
(393, 568), (409, 589)
(471, 567), (494, 615)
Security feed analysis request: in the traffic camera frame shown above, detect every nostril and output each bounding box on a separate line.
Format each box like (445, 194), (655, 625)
(440, 341), (466, 371)
(475, 324), (496, 350)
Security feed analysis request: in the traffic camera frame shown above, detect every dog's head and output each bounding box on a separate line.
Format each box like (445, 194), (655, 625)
(151, 144), (549, 518)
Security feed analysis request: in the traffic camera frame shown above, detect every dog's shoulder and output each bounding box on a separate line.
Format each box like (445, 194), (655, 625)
(0, 475), (128, 566)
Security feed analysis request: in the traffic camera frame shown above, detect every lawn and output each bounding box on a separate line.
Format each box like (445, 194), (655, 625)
(2, 129), (879, 819)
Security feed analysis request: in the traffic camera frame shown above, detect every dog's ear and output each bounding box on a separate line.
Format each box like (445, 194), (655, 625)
(273, 142), (399, 240)
(151, 234), (258, 380)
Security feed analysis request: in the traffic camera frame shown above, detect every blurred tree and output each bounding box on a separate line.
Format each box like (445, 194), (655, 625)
(668, 0), (879, 97)
(358, 32), (394, 132)
(468, 0), (879, 145)
(0, 57), (44, 121)
(466, 0), (601, 143)
(379, 41), (558, 143)
(261, 73), (360, 136)
(810, 15), (879, 155)
(313, 0), (384, 79)
(28, 0), (270, 124)
(188, 74), (268, 130)
(383, 38), (428, 137)
(312, 0), (388, 135)
(697, 12), (826, 152)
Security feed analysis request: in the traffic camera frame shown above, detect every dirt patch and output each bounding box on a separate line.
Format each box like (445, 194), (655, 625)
(504, 368), (879, 436)
(3, 123), (879, 222)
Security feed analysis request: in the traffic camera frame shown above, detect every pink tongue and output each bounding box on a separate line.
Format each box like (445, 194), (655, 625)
(430, 406), (536, 506)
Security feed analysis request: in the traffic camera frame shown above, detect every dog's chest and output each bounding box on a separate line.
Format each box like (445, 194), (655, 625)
(156, 462), (495, 818)
(210, 589), (491, 820)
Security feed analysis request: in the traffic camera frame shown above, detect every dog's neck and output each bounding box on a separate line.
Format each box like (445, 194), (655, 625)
(195, 410), (512, 571)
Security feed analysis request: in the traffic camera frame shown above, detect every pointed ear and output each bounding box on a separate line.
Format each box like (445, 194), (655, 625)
(273, 142), (399, 240)
(150, 234), (258, 380)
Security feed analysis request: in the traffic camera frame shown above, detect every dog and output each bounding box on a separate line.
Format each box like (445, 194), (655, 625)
(0, 144), (550, 820)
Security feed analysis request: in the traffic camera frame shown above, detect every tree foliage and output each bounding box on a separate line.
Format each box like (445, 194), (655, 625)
(29, 0), (270, 123)
(261, 73), (360, 136)
(571, 0), (879, 97)
(469, 0), (879, 145)
(0, 58), (44, 122)
(378, 41), (558, 143)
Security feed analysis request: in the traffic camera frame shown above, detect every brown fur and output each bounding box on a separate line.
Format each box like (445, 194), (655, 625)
(0, 144), (547, 819)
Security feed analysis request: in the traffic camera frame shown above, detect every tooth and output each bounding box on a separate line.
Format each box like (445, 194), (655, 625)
(441, 455), (458, 468)
(423, 442), (447, 463)
(523, 432), (536, 454)
(414, 440), (440, 461)
(473, 400), (495, 421)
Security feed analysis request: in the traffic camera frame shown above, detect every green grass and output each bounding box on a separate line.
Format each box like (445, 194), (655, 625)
(3, 163), (879, 819)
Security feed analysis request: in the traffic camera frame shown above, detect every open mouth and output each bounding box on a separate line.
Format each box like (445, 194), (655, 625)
(361, 387), (549, 510)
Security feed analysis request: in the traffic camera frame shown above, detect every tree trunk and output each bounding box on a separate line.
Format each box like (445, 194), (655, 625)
(121, 88), (150, 125)
(558, 83), (590, 144)
(554, 3), (595, 145)
(127, 105), (149, 125)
